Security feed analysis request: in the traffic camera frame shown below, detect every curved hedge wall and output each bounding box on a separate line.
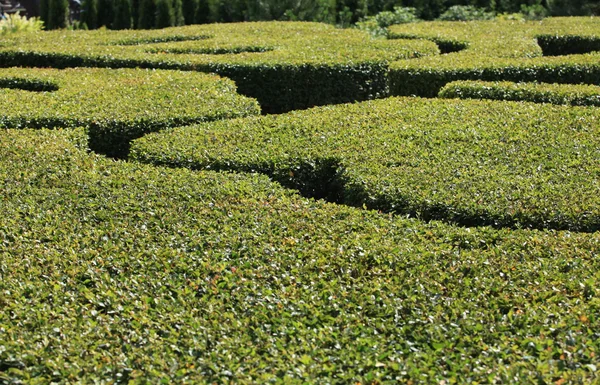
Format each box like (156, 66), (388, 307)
(0, 22), (439, 113)
(131, 96), (600, 232)
(0, 67), (260, 157)
(389, 17), (600, 97)
(2, 129), (600, 383)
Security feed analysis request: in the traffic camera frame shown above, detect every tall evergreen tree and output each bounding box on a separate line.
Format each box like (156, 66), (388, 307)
(131, 0), (140, 27)
(138, 0), (157, 28)
(39, 0), (50, 29)
(195, 0), (209, 23)
(48, 0), (69, 29)
(97, 0), (114, 27)
(173, 0), (185, 25)
(81, 0), (98, 29)
(182, 0), (198, 24)
(156, 0), (175, 27)
(113, 0), (133, 28)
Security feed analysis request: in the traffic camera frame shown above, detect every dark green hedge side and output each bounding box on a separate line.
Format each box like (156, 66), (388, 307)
(390, 59), (600, 97)
(0, 22), (439, 113)
(131, 96), (600, 232)
(0, 67), (260, 157)
(537, 34), (600, 56)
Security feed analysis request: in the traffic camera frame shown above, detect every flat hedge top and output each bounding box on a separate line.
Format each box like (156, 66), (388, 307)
(389, 17), (600, 70)
(2, 128), (600, 383)
(131, 96), (600, 232)
(0, 67), (259, 127)
(440, 80), (600, 106)
(0, 22), (439, 67)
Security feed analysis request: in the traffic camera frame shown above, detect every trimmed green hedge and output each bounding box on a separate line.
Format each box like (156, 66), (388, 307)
(0, 22), (439, 113)
(0, 67), (259, 157)
(131, 96), (600, 232)
(2, 128), (600, 383)
(439, 80), (600, 106)
(389, 17), (600, 97)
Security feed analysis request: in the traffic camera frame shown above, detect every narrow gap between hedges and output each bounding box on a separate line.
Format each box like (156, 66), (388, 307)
(536, 35), (600, 56)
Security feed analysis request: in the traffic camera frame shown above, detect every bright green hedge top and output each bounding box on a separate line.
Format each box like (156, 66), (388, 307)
(388, 17), (600, 96)
(0, 22), (439, 67)
(440, 80), (600, 106)
(389, 17), (600, 59)
(3, 128), (600, 383)
(0, 67), (260, 156)
(131, 96), (600, 232)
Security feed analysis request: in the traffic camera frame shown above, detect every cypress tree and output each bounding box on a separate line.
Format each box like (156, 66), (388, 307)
(138, 0), (157, 28)
(39, 0), (50, 29)
(97, 0), (114, 27)
(131, 0), (140, 28)
(48, 0), (69, 29)
(182, 0), (198, 24)
(173, 0), (185, 25)
(81, 0), (98, 29)
(113, 0), (132, 29)
(195, 0), (209, 23)
(155, 0), (174, 27)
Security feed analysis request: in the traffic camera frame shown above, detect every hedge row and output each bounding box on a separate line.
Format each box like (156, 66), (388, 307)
(0, 22), (439, 113)
(389, 17), (600, 97)
(2, 128), (600, 383)
(439, 80), (600, 106)
(0, 67), (259, 157)
(131, 96), (600, 232)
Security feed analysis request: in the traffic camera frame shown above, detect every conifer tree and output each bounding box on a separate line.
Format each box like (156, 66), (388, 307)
(97, 0), (114, 27)
(195, 0), (209, 23)
(173, 0), (185, 25)
(113, 0), (132, 29)
(48, 0), (69, 29)
(155, 0), (174, 27)
(182, 0), (198, 24)
(138, 0), (157, 28)
(81, 0), (98, 29)
(39, 0), (50, 28)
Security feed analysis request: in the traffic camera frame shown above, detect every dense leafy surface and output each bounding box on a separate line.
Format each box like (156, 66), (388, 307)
(2, 129), (600, 383)
(0, 67), (259, 157)
(132, 97), (600, 232)
(440, 80), (600, 106)
(389, 17), (600, 97)
(0, 22), (438, 112)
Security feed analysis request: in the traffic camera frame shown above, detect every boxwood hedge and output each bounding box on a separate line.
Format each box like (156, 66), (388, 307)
(0, 22), (439, 113)
(2, 128), (600, 383)
(389, 17), (600, 97)
(131, 96), (600, 232)
(0, 67), (259, 157)
(440, 80), (600, 106)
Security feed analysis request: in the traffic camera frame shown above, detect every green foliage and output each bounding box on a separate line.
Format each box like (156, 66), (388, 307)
(389, 17), (600, 97)
(0, 67), (260, 157)
(113, 0), (133, 29)
(440, 80), (600, 106)
(438, 5), (495, 20)
(0, 22), (438, 113)
(195, 0), (209, 23)
(46, 0), (69, 29)
(173, 0), (185, 26)
(131, 96), (600, 231)
(155, 0), (175, 28)
(3, 128), (600, 382)
(138, 0), (157, 28)
(97, 0), (114, 28)
(356, 6), (419, 37)
(81, 0), (99, 29)
(182, 0), (198, 24)
(0, 13), (44, 35)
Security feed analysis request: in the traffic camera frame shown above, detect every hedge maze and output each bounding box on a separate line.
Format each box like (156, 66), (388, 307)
(1, 18), (600, 383)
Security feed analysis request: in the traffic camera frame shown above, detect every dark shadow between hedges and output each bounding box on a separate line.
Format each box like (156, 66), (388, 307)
(133, 155), (600, 233)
